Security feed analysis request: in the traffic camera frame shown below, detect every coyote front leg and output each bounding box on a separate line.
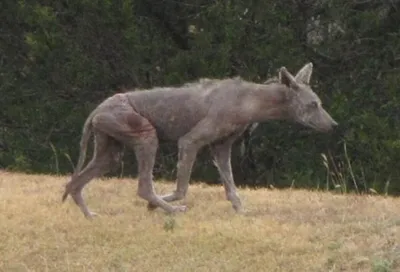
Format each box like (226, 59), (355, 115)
(210, 135), (243, 212)
(148, 119), (223, 210)
(130, 132), (187, 213)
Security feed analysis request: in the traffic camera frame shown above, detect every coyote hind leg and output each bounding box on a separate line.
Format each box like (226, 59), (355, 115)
(63, 132), (122, 219)
(93, 109), (187, 214)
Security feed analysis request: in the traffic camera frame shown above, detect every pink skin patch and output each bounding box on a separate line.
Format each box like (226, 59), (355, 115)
(126, 114), (156, 138)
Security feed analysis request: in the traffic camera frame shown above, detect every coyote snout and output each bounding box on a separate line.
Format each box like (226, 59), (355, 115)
(299, 105), (338, 133)
(315, 108), (338, 132)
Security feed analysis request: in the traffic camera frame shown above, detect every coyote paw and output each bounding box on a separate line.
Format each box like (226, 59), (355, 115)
(84, 211), (99, 220)
(172, 205), (187, 213)
(147, 203), (187, 213)
(232, 204), (244, 213)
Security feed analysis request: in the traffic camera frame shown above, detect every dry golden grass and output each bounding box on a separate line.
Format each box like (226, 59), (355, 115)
(0, 171), (399, 272)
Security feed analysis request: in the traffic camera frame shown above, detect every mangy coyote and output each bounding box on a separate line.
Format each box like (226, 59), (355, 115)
(62, 62), (338, 218)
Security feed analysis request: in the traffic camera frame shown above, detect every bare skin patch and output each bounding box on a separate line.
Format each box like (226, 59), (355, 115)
(125, 112), (156, 138)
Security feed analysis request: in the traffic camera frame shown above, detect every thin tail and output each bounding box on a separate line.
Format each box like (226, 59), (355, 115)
(62, 110), (96, 202)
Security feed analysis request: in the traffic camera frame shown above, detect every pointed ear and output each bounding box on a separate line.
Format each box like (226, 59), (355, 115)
(279, 67), (300, 89)
(294, 62), (313, 84)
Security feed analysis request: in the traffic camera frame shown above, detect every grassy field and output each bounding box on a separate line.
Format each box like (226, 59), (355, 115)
(0, 171), (399, 272)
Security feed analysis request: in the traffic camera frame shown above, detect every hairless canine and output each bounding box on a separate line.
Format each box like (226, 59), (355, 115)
(62, 62), (338, 219)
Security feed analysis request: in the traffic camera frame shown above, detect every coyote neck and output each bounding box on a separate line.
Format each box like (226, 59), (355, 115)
(242, 83), (289, 123)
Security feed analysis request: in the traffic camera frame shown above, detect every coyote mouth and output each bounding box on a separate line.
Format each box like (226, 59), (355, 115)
(299, 120), (332, 133)
(311, 124), (333, 133)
